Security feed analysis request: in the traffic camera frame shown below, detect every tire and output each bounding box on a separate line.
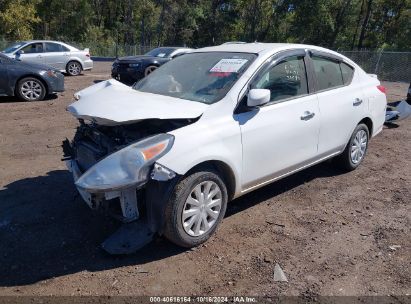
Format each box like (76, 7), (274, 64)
(16, 77), (46, 101)
(163, 170), (228, 248)
(66, 61), (82, 76)
(335, 123), (369, 171)
(144, 65), (157, 77)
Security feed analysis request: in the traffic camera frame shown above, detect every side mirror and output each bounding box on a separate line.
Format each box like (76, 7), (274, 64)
(15, 50), (24, 59)
(247, 89), (271, 107)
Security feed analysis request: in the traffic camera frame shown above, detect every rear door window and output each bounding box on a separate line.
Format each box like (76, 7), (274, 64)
(61, 45), (70, 52)
(312, 56), (344, 91)
(45, 42), (63, 52)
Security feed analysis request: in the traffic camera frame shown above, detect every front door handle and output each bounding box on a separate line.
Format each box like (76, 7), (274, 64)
(301, 111), (315, 121)
(353, 98), (363, 106)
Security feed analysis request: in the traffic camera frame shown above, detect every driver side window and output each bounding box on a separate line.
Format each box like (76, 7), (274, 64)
(21, 43), (44, 54)
(253, 56), (308, 103)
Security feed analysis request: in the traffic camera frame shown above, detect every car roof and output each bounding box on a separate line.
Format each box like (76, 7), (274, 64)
(22, 40), (78, 50)
(191, 42), (358, 67)
(193, 42), (340, 56)
(23, 40), (62, 43)
(155, 46), (193, 50)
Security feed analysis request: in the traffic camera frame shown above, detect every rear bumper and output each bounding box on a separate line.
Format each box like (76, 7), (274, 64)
(83, 59), (93, 71)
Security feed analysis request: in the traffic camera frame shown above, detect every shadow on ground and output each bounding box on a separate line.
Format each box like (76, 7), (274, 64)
(0, 94), (58, 103)
(0, 162), (342, 286)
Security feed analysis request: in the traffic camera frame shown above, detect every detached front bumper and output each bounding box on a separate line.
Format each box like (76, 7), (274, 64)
(66, 159), (157, 254)
(62, 136), (179, 254)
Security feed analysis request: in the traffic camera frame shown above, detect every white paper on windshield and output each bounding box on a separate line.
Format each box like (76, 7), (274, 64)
(157, 53), (166, 57)
(210, 58), (248, 73)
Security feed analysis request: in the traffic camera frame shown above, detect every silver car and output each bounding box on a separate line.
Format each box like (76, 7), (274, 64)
(2, 40), (93, 76)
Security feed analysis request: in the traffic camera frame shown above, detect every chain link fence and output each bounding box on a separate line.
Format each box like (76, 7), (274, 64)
(1, 38), (409, 83)
(67, 42), (155, 58)
(340, 51), (410, 83)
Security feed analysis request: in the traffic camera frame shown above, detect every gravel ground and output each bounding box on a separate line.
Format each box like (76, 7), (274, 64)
(0, 63), (409, 297)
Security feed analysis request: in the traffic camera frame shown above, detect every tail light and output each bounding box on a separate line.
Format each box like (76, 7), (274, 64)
(377, 85), (386, 94)
(86, 53), (90, 58)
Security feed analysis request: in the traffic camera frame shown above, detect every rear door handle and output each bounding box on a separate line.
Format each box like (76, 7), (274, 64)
(301, 111), (315, 121)
(353, 98), (363, 106)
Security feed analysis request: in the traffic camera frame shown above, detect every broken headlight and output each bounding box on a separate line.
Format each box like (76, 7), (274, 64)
(75, 134), (174, 193)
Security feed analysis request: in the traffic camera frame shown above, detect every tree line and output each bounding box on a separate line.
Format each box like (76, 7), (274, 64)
(0, 0), (410, 51)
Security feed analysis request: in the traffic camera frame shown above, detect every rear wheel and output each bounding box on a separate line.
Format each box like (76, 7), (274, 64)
(16, 77), (46, 101)
(336, 123), (369, 171)
(66, 61), (82, 76)
(163, 170), (228, 248)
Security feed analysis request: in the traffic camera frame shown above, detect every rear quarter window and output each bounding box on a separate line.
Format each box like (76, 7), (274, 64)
(340, 62), (354, 85)
(45, 43), (63, 52)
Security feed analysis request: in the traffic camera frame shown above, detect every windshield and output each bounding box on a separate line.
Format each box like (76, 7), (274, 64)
(145, 47), (178, 58)
(133, 52), (257, 104)
(2, 42), (26, 54)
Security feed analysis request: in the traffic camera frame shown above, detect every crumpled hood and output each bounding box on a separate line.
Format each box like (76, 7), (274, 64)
(67, 79), (208, 126)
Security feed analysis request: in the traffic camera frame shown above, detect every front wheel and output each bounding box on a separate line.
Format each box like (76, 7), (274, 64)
(336, 123), (369, 171)
(163, 170), (228, 248)
(144, 65), (157, 77)
(16, 77), (46, 101)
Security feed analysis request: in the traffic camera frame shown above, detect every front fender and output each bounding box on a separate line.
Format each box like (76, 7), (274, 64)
(157, 117), (243, 197)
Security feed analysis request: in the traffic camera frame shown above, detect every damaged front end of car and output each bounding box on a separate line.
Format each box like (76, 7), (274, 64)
(62, 121), (185, 254)
(62, 79), (204, 254)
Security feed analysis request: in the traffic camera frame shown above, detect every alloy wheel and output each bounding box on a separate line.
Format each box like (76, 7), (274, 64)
(68, 62), (81, 75)
(20, 80), (43, 101)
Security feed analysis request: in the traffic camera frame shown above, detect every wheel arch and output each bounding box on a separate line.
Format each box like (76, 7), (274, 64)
(66, 59), (83, 71)
(359, 117), (373, 136)
(150, 60), (161, 67)
(184, 160), (237, 201)
(341, 116), (374, 153)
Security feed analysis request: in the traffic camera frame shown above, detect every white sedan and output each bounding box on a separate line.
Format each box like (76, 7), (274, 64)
(2, 40), (93, 76)
(64, 43), (387, 252)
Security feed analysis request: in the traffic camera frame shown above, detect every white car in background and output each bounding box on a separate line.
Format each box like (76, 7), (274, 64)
(2, 40), (93, 76)
(64, 43), (387, 253)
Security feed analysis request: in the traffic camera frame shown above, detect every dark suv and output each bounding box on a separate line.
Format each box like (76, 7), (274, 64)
(111, 47), (192, 85)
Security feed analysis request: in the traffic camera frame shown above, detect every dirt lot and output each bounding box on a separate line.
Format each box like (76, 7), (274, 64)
(0, 63), (409, 297)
